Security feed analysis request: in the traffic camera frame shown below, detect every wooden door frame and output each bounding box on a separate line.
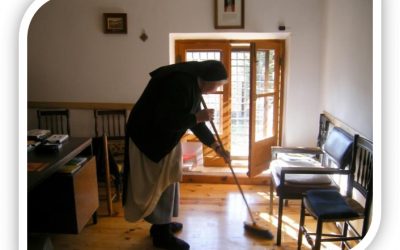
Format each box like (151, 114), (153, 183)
(175, 39), (285, 173)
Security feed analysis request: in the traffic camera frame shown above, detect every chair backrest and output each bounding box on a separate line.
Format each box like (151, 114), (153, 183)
(37, 109), (70, 135)
(349, 135), (373, 236)
(94, 109), (127, 139)
(323, 127), (354, 169)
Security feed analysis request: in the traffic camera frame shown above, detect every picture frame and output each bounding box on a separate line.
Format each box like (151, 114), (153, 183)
(104, 13), (127, 34)
(214, 0), (244, 29)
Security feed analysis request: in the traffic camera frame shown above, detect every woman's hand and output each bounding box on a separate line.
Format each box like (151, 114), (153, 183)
(211, 142), (231, 164)
(195, 109), (215, 123)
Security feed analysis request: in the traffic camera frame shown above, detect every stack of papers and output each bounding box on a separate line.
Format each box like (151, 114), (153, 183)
(59, 157), (88, 174)
(36, 142), (63, 152)
(46, 134), (69, 144)
(28, 162), (49, 172)
(66, 157), (87, 166)
(28, 140), (41, 151)
(28, 129), (51, 140)
(278, 153), (319, 164)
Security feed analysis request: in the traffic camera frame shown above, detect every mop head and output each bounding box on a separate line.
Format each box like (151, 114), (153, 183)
(243, 221), (274, 239)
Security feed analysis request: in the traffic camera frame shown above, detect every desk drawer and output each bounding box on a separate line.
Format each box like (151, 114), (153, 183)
(28, 157), (99, 234)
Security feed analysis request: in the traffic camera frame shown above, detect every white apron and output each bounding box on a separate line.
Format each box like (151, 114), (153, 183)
(124, 138), (182, 222)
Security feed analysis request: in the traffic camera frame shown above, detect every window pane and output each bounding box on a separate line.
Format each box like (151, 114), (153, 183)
(256, 49), (275, 94)
(186, 50), (221, 61)
(200, 53), (207, 60)
(193, 52), (200, 60)
(202, 94), (222, 134)
(255, 96), (274, 141)
(185, 50), (223, 134)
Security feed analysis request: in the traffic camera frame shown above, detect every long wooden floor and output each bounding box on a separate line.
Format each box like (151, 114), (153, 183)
(51, 183), (345, 250)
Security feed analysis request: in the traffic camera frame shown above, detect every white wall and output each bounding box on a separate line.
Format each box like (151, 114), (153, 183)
(320, 0), (373, 140)
(28, 0), (323, 144)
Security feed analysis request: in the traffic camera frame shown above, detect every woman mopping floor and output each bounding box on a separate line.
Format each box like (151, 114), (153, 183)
(123, 60), (231, 250)
(123, 60), (272, 250)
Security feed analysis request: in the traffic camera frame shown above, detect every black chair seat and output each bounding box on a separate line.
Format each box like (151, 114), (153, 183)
(271, 159), (333, 185)
(304, 190), (359, 220)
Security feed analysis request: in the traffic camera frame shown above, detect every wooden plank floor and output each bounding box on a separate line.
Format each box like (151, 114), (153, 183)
(51, 183), (345, 250)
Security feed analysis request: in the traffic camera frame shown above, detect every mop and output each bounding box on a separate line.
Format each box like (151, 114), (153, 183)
(200, 97), (274, 239)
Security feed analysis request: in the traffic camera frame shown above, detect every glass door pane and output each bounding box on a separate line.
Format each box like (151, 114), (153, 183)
(255, 96), (274, 141)
(256, 50), (275, 93)
(254, 49), (276, 141)
(231, 51), (250, 157)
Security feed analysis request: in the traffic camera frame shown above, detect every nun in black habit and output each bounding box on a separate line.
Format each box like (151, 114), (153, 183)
(123, 60), (230, 250)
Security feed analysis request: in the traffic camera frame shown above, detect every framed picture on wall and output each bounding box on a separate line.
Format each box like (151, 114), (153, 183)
(214, 0), (244, 29)
(104, 13), (127, 34)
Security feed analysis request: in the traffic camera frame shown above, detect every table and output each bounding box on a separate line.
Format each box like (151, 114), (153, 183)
(28, 137), (99, 234)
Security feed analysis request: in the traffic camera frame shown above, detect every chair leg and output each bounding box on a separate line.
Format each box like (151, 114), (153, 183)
(276, 198), (284, 246)
(297, 200), (306, 250)
(92, 211), (98, 224)
(269, 183), (274, 214)
(115, 180), (121, 201)
(314, 219), (323, 250)
(103, 136), (114, 216)
(341, 222), (349, 250)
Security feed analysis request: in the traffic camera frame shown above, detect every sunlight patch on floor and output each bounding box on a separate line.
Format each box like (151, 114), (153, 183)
(257, 191), (271, 200)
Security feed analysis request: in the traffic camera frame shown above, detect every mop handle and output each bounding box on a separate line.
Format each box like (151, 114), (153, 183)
(200, 97), (257, 224)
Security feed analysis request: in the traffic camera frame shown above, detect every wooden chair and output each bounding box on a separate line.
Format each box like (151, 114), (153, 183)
(93, 109), (127, 215)
(269, 117), (355, 245)
(269, 114), (332, 214)
(37, 109), (70, 135)
(297, 135), (373, 250)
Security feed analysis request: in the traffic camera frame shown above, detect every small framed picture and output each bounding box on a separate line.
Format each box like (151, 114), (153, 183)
(104, 13), (127, 34)
(214, 0), (244, 29)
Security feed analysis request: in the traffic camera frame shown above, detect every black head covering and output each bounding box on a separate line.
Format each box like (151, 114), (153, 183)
(149, 60), (227, 81)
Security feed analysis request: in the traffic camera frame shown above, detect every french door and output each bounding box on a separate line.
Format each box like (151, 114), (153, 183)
(248, 41), (284, 177)
(175, 40), (284, 176)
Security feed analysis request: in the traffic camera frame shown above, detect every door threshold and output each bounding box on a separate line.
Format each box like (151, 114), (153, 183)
(182, 166), (271, 185)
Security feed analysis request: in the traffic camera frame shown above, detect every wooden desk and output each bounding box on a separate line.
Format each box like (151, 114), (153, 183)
(28, 137), (93, 191)
(28, 137), (99, 234)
